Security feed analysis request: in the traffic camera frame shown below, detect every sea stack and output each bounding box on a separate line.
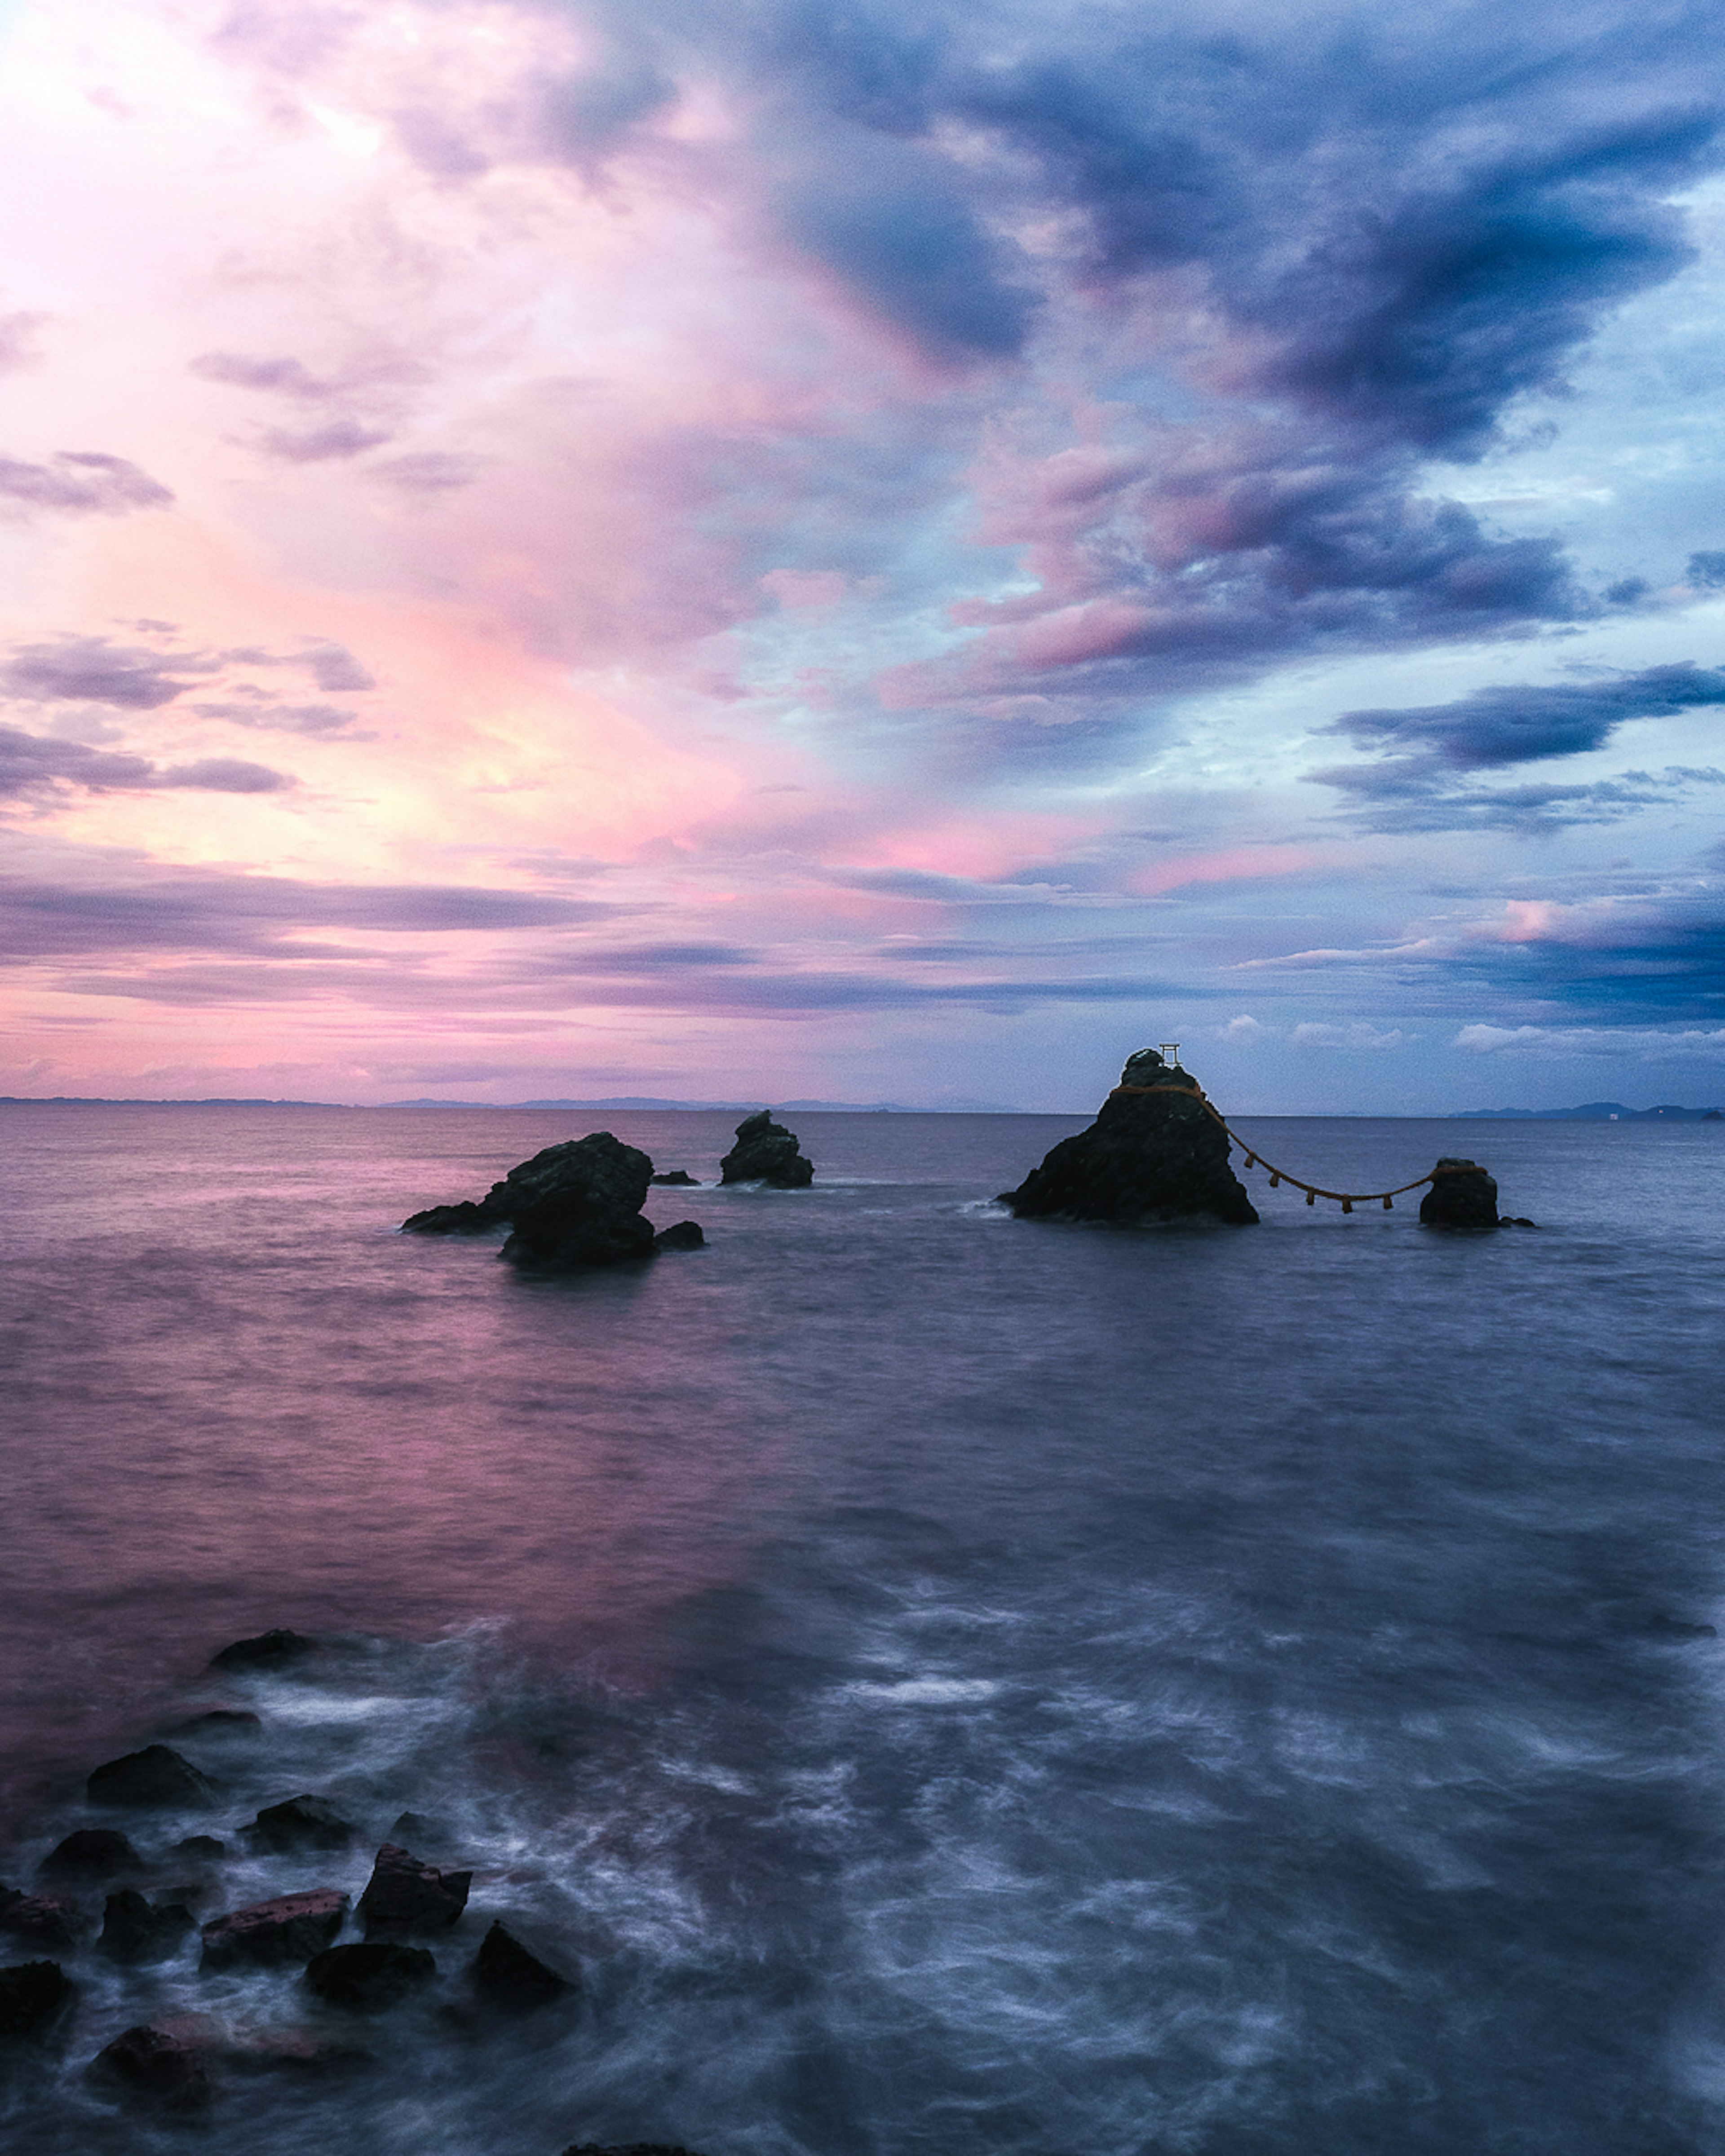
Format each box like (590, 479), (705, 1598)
(1419, 1157), (1499, 1229)
(719, 1111), (814, 1187)
(403, 1131), (694, 1268)
(999, 1048), (1258, 1228)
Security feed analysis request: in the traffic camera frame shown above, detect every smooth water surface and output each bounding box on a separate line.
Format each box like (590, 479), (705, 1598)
(2, 1105), (1723, 2155)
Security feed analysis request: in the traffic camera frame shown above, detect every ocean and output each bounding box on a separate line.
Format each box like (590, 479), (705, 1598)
(2, 1103), (1722, 2155)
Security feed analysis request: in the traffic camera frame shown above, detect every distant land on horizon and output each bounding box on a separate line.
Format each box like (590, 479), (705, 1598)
(1455, 1102), (1723, 1121)
(5, 1095), (1723, 1119)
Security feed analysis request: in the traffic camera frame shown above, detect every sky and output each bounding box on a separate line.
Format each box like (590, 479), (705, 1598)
(2, 0), (1725, 1112)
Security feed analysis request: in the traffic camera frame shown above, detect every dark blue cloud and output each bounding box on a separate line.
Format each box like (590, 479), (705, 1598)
(1309, 758), (1724, 834)
(0, 636), (216, 708)
(1327, 662), (1725, 767)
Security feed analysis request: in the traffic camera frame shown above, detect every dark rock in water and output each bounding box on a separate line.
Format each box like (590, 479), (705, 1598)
(98, 1889), (195, 1966)
(999, 1049), (1257, 1228)
(400, 1198), (497, 1234)
(358, 1844), (471, 1935)
(88, 2022), (211, 2110)
(88, 1744), (215, 1811)
(0, 1960), (75, 2045)
(1, 1892), (86, 1953)
(1499, 1215), (1538, 1228)
(209, 1627), (315, 1671)
(168, 1708), (261, 1733)
(650, 1169), (699, 1185)
(1419, 1158), (1499, 1230)
(498, 1134), (660, 1271)
(470, 1919), (574, 2011)
(652, 1220), (705, 1252)
(304, 1941), (436, 2012)
(200, 1889), (348, 1970)
(170, 1834), (227, 1864)
(719, 1110), (813, 1187)
(249, 1795), (354, 1854)
(40, 1828), (138, 1879)
(387, 1811), (441, 1847)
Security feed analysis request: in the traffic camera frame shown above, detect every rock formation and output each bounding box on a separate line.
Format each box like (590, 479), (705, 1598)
(470, 1919), (573, 2011)
(650, 1169), (699, 1185)
(357, 1844), (471, 1936)
(1419, 1158), (1500, 1229)
(304, 1942), (436, 2012)
(999, 1049), (1258, 1227)
(718, 1110), (813, 1187)
(1, 1892), (85, 1953)
(40, 1829), (137, 1879)
(209, 1627), (314, 1671)
(404, 1131), (695, 1270)
(86, 1745), (215, 1810)
(97, 1890), (195, 1966)
(249, 1795), (354, 1854)
(88, 2022), (211, 2110)
(200, 1888), (347, 1970)
(0, 1960), (75, 2044)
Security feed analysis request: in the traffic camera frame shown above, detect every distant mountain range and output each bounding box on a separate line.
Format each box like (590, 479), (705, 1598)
(1455, 1102), (1723, 1120)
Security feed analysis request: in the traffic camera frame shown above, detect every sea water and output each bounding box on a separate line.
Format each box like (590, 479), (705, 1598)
(1, 1104), (1722, 2156)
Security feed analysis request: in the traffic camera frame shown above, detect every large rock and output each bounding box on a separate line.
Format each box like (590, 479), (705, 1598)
(249, 1795), (354, 1853)
(304, 1942), (436, 2012)
(358, 1844), (471, 1935)
(99, 1889), (195, 1965)
(469, 1919), (574, 2012)
(40, 1828), (138, 1879)
(405, 1132), (668, 1270)
(719, 1111), (813, 1187)
(88, 2022), (211, 2110)
(200, 1889), (348, 1970)
(999, 1049), (1257, 1227)
(0, 1960), (75, 2044)
(1420, 1157), (1500, 1229)
(87, 1744), (216, 1810)
(1, 1891), (86, 1953)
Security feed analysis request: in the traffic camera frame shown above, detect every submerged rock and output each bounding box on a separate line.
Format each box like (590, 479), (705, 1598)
(168, 1709), (261, 1733)
(0, 1960), (75, 2044)
(249, 1795), (354, 1854)
(1, 1892), (86, 1953)
(652, 1220), (705, 1252)
(406, 1132), (675, 1270)
(88, 2022), (211, 2111)
(999, 1049), (1257, 1228)
(304, 1942), (436, 2013)
(1419, 1158), (1500, 1230)
(719, 1111), (813, 1187)
(209, 1627), (315, 1671)
(40, 1828), (138, 1880)
(170, 1834), (227, 1864)
(98, 1889), (195, 1966)
(358, 1844), (471, 1936)
(87, 1745), (215, 1810)
(470, 1920), (574, 2012)
(201, 1889), (348, 1971)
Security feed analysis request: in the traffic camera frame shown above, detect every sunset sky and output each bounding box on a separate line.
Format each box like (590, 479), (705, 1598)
(3, 0), (1724, 1111)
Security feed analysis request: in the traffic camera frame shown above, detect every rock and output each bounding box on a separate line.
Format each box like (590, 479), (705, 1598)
(304, 1941), (436, 2013)
(387, 1811), (440, 1847)
(649, 1170), (699, 1185)
(200, 1888), (348, 1971)
(249, 1795), (354, 1853)
(1500, 1215), (1538, 1228)
(1419, 1158), (1500, 1230)
(98, 1889), (195, 1965)
(171, 1834), (227, 1864)
(209, 1626), (315, 1670)
(40, 1828), (139, 1879)
(0, 1891), (86, 1953)
(168, 1708), (261, 1732)
(406, 1131), (656, 1249)
(719, 1110), (813, 1187)
(469, 1919), (574, 2012)
(0, 1960), (75, 2043)
(88, 2022), (211, 2110)
(358, 1844), (471, 1935)
(652, 1220), (705, 1252)
(497, 1134), (660, 1271)
(999, 1050), (1257, 1228)
(88, 1744), (216, 1810)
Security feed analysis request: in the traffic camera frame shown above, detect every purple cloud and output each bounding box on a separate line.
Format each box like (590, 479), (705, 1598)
(0, 452), (172, 515)
(0, 728), (292, 797)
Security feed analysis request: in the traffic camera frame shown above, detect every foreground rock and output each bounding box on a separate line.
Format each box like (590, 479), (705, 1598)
(1, 1891), (85, 1952)
(99, 1889), (195, 1965)
(210, 1626), (316, 1671)
(1420, 1158), (1500, 1229)
(88, 2022), (211, 2111)
(999, 1049), (1257, 1227)
(305, 1942), (435, 2013)
(40, 1828), (138, 1879)
(0, 1960), (75, 2044)
(201, 1889), (347, 1970)
(87, 1745), (215, 1810)
(470, 1920), (573, 2011)
(719, 1111), (813, 1187)
(358, 1844), (471, 1936)
(405, 1132), (685, 1271)
(249, 1795), (354, 1853)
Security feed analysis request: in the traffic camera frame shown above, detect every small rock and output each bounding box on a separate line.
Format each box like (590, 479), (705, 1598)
(171, 1834), (227, 1864)
(99, 1889), (195, 1966)
(168, 1708), (261, 1733)
(470, 1919), (574, 2012)
(88, 2022), (211, 2111)
(40, 1828), (139, 1879)
(649, 1170), (699, 1185)
(1419, 1158), (1500, 1230)
(652, 1220), (705, 1251)
(1, 1892), (85, 1953)
(387, 1811), (440, 1847)
(358, 1844), (471, 1936)
(305, 1942), (436, 2013)
(249, 1795), (354, 1853)
(0, 1960), (75, 2043)
(209, 1627), (316, 1671)
(87, 1744), (216, 1810)
(401, 1198), (499, 1233)
(718, 1111), (813, 1188)
(201, 1888), (348, 1971)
